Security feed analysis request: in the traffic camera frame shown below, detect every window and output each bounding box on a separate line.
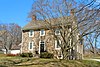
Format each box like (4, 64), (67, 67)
(55, 40), (61, 50)
(40, 29), (45, 36)
(29, 42), (34, 50)
(55, 29), (60, 35)
(29, 30), (34, 37)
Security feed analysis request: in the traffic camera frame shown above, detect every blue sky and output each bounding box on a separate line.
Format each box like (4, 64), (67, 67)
(0, 0), (99, 48)
(0, 0), (99, 28)
(0, 0), (34, 27)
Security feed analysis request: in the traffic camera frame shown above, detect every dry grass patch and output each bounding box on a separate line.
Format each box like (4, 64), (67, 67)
(0, 54), (100, 67)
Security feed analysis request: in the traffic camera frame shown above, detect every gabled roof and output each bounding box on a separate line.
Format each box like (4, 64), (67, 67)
(22, 20), (48, 30)
(11, 45), (20, 50)
(22, 16), (72, 30)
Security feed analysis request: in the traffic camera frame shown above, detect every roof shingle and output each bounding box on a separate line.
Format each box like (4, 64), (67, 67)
(22, 16), (72, 30)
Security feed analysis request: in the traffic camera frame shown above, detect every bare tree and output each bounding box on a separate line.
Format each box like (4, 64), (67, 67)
(29, 0), (100, 59)
(0, 23), (22, 54)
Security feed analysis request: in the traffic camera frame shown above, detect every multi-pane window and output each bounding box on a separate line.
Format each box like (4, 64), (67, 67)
(29, 30), (34, 37)
(55, 29), (60, 35)
(40, 29), (45, 36)
(55, 40), (61, 49)
(29, 42), (34, 50)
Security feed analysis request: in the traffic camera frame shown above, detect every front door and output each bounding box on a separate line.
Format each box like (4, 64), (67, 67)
(40, 41), (45, 53)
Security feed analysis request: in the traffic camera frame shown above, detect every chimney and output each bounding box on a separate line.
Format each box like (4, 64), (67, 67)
(70, 9), (75, 16)
(32, 15), (36, 21)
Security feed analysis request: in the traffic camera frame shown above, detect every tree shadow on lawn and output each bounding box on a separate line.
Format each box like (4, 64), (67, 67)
(0, 58), (31, 67)
(1, 58), (83, 67)
(14, 61), (58, 66)
(6, 58), (31, 64)
(14, 59), (69, 67)
(0, 65), (8, 67)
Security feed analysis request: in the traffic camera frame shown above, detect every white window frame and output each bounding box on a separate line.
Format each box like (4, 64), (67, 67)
(55, 29), (60, 35)
(39, 41), (45, 54)
(29, 30), (34, 37)
(28, 42), (34, 50)
(40, 29), (45, 36)
(55, 40), (61, 50)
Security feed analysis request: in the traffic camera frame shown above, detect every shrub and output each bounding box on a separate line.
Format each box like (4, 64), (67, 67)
(35, 51), (39, 54)
(40, 52), (53, 58)
(28, 53), (33, 57)
(20, 53), (33, 57)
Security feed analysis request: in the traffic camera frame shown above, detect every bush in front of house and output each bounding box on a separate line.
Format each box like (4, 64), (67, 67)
(40, 52), (54, 58)
(20, 53), (33, 57)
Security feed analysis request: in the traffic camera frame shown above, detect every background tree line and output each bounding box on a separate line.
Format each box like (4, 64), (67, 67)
(0, 23), (22, 54)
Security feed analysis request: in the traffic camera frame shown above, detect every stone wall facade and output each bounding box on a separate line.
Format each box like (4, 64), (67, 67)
(21, 29), (83, 59)
(21, 29), (61, 58)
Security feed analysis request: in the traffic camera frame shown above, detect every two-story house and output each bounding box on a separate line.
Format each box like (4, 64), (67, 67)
(21, 14), (83, 59)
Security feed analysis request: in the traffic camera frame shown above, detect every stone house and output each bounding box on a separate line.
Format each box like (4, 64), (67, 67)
(21, 14), (83, 59)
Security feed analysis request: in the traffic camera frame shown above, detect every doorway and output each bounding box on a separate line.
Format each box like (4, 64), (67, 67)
(39, 41), (45, 54)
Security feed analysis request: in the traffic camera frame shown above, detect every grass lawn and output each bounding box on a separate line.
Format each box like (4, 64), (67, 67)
(0, 54), (100, 67)
(93, 57), (100, 59)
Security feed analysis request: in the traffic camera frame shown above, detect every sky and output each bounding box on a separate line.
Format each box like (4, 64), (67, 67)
(0, 0), (99, 28)
(0, 0), (34, 27)
(0, 0), (99, 48)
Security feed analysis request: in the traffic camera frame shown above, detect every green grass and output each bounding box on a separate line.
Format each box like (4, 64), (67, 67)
(0, 54), (100, 67)
(79, 60), (100, 67)
(84, 55), (100, 60)
(84, 54), (100, 59)
(93, 57), (100, 59)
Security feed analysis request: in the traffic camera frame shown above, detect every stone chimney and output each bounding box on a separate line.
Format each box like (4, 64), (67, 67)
(32, 15), (36, 21)
(70, 9), (76, 24)
(70, 9), (75, 16)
